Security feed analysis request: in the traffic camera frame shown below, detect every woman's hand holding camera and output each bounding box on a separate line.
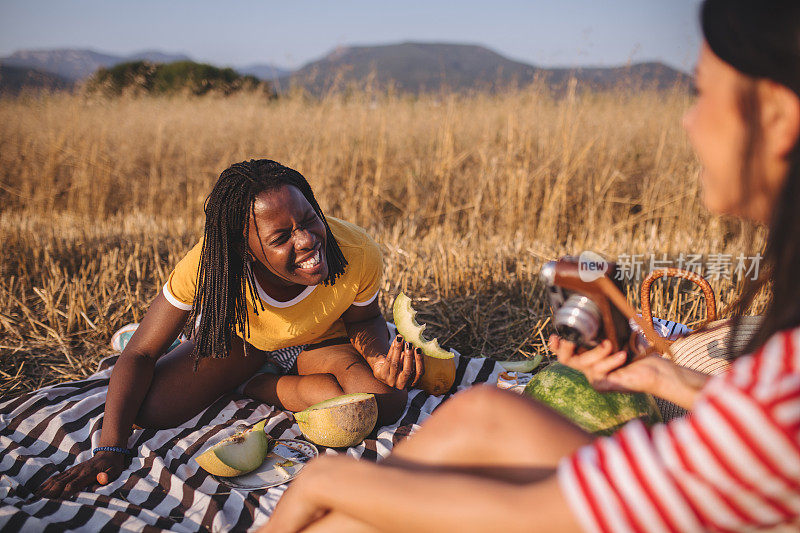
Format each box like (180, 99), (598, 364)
(548, 335), (665, 394)
(548, 335), (708, 409)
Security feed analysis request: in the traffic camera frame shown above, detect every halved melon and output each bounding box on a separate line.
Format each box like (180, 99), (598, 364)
(294, 393), (378, 448)
(392, 292), (456, 396)
(195, 418), (272, 477)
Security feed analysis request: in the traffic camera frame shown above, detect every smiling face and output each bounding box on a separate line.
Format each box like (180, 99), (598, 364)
(682, 43), (792, 224)
(246, 185), (329, 289)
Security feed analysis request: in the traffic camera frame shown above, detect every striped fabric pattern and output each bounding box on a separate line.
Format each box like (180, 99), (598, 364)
(0, 353), (501, 531)
(558, 325), (800, 533)
(649, 317), (693, 342)
(268, 345), (305, 374)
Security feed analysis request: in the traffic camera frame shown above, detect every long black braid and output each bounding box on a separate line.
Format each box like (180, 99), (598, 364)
(187, 159), (348, 365)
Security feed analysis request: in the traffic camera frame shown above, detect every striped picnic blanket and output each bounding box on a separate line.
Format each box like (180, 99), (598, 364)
(0, 353), (501, 532)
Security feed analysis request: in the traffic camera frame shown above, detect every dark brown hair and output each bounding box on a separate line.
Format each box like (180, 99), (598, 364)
(701, 0), (800, 354)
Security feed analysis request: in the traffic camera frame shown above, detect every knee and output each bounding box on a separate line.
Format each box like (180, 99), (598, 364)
(442, 384), (499, 412)
(437, 385), (521, 429)
(315, 373), (346, 398)
(375, 388), (408, 427)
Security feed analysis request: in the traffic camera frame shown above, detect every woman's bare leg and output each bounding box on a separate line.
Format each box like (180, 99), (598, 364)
(292, 385), (593, 532)
(295, 342), (408, 426)
(135, 336), (269, 428)
(244, 372), (345, 412)
(301, 512), (379, 533)
(386, 385), (592, 477)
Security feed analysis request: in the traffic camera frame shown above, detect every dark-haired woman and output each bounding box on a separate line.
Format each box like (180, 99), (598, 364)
(264, 1), (800, 531)
(37, 159), (420, 498)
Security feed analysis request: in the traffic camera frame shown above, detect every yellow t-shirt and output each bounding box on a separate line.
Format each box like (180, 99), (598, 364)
(162, 217), (383, 352)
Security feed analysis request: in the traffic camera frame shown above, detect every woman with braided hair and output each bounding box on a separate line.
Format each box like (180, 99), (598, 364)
(264, 1), (800, 531)
(37, 159), (419, 498)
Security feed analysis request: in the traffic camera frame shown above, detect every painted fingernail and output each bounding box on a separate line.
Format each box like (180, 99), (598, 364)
(396, 335), (403, 343)
(415, 347), (422, 354)
(405, 342), (412, 350)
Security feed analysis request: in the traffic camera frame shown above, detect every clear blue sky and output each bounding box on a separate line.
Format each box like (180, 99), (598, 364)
(0, 0), (703, 71)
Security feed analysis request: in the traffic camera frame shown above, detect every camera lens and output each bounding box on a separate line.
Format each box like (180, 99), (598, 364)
(555, 325), (585, 345)
(553, 294), (601, 347)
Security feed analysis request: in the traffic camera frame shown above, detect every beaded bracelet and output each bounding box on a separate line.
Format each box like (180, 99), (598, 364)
(92, 446), (134, 456)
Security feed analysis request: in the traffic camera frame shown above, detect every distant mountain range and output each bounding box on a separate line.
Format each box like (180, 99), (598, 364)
(0, 64), (72, 94)
(1, 44), (690, 95)
(1, 49), (192, 81)
(279, 42), (690, 93)
(282, 42), (534, 93)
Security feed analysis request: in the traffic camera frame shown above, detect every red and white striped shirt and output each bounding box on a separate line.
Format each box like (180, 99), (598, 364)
(558, 326), (800, 532)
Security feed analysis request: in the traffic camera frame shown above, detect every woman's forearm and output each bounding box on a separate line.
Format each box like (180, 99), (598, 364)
(301, 458), (581, 533)
(98, 352), (157, 447)
(346, 315), (390, 368)
(98, 294), (190, 447)
(649, 358), (710, 410)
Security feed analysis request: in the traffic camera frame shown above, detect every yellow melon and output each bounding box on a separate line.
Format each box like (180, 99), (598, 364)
(195, 418), (271, 477)
(294, 393), (378, 448)
(392, 292), (456, 395)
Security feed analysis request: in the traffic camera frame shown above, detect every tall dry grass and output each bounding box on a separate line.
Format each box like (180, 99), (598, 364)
(0, 84), (767, 397)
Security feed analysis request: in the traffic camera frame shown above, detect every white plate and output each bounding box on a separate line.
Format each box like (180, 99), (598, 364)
(212, 439), (318, 490)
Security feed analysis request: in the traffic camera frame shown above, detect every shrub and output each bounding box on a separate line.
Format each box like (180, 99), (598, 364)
(86, 60), (273, 97)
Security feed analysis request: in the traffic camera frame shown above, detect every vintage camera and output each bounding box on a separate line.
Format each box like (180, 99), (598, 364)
(540, 256), (638, 362)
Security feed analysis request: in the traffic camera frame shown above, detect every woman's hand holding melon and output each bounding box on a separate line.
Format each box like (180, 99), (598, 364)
(35, 450), (126, 498)
(371, 335), (424, 389)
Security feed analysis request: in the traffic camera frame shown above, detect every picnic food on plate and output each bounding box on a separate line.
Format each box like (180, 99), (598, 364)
(523, 362), (661, 435)
(294, 393), (378, 447)
(392, 292), (456, 395)
(195, 419), (273, 476)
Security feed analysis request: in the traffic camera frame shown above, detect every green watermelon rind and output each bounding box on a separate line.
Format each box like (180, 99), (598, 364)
(524, 362), (662, 436)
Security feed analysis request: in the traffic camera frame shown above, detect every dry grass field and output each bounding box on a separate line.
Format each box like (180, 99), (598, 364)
(0, 84), (768, 398)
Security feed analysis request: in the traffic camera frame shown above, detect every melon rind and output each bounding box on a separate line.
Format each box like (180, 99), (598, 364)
(392, 292), (456, 395)
(499, 354), (542, 373)
(195, 418), (271, 477)
(294, 393), (378, 448)
(523, 363), (661, 436)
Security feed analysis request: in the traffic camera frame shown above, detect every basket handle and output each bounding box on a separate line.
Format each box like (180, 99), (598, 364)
(640, 268), (717, 340)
